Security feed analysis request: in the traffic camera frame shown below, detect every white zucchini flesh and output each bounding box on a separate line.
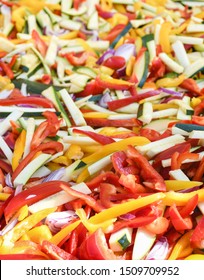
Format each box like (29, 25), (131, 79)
(189, 130), (204, 139)
(88, 154), (113, 176)
(0, 36), (15, 52)
(45, 36), (58, 66)
(172, 40), (190, 68)
(169, 169), (190, 181)
(136, 134), (185, 155)
(158, 52), (184, 74)
(61, 160), (85, 182)
(132, 227), (156, 260)
(109, 227), (133, 252)
(13, 153), (52, 187)
(0, 136), (13, 164)
(28, 182), (91, 213)
(59, 89), (87, 126)
(169, 35), (204, 45)
(183, 58), (204, 78)
(0, 110), (23, 136)
(143, 119), (174, 132)
(63, 135), (100, 145)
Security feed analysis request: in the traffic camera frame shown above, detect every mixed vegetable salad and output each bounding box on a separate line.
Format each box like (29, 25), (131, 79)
(0, 0), (204, 260)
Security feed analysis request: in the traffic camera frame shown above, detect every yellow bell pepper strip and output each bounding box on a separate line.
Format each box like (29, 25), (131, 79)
(156, 74), (185, 88)
(159, 22), (172, 54)
(165, 180), (203, 191)
(76, 208), (116, 233)
(81, 136), (150, 165)
(88, 192), (165, 224)
(50, 220), (81, 246)
(168, 231), (193, 260)
(0, 207), (56, 246)
(0, 193), (10, 201)
(25, 225), (52, 244)
(17, 205), (29, 221)
(12, 129), (26, 171)
(163, 189), (204, 207)
(95, 74), (134, 90)
(185, 254), (204, 260)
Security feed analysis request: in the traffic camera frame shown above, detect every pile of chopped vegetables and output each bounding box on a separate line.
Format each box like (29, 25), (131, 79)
(0, 0), (204, 260)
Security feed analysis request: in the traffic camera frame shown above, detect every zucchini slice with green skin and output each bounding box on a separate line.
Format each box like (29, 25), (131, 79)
(175, 123), (204, 132)
(12, 79), (69, 94)
(0, 111), (61, 118)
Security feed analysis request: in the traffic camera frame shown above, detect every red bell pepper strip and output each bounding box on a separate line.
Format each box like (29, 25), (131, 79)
(192, 115), (204, 125)
(194, 100), (204, 115)
(0, 61), (14, 79)
(153, 142), (191, 168)
(111, 151), (139, 175)
(31, 111), (62, 149)
(0, 254), (47, 260)
(147, 57), (166, 82)
(77, 79), (105, 97)
(99, 183), (117, 208)
(85, 117), (142, 127)
(139, 128), (161, 142)
(193, 157), (204, 181)
(8, 54), (18, 68)
(0, 159), (12, 173)
(95, 4), (114, 19)
(64, 51), (88, 66)
(12, 141), (63, 181)
(180, 78), (201, 95)
(171, 151), (199, 170)
(103, 24), (126, 42)
(119, 174), (146, 193)
(179, 194), (198, 218)
(0, 168), (5, 186)
(190, 215), (204, 249)
(86, 171), (120, 190)
(95, 75), (134, 91)
(73, 0), (85, 9)
(64, 229), (79, 256)
(127, 145), (166, 192)
(169, 204), (193, 231)
(111, 215), (157, 233)
(0, 51), (8, 58)
(41, 240), (78, 260)
(79, 228), (118, 260)
(4, 181), (62, 222)
(103, 56), (126, 70)
(107, 96), (139, 111)
(59, 182), (104, 213)
(31, 30), (48, 57)
(0, 96), (54, 108)
(72, 128), (115, 145)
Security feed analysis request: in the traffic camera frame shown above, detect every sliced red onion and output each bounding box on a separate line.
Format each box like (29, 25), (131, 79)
(159, 87), (183, 97)
(146, 236), (169, 260)
(43, 27), (68, 36)
(14, 184), (23, 196)
(0, 218), (18, 236)
(42, 167), (65, 182)
(45, 210), (78, 233)
(161, 96), (183, 103)
(5, 173), (13, 188)
(114, 43), (136, 62)
(116, 65), (127, 78)
(98, 91), (112, 108)
(179, 186), (200, 193)
(119, 213), (135, 220)
(96, 49), (115, 65)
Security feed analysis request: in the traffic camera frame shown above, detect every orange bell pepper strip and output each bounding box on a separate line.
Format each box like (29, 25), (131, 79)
(12, 129), (26, 171)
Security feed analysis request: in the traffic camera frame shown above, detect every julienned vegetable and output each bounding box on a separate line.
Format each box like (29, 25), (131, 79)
(0, 0), (204, 261)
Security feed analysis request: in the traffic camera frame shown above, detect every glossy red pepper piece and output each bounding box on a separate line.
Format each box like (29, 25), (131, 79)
(0, 96), (54, 108)
(169, 204), (193, 231)
(180, 78), (201, 95)
(73, 128), (115, 145)
(103, 56), (126, 70)
(31, 111), (62, 149)
(64, 52), (88, 66)
(41, 240), (78, 260)
(127, 145), (166, 192)
(86, 171), (120, 190)
(190, 216), (204, 249)
(85, 117), (142, 127)
(0, 61), (14, 79)
(32, 30), (48, 57)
